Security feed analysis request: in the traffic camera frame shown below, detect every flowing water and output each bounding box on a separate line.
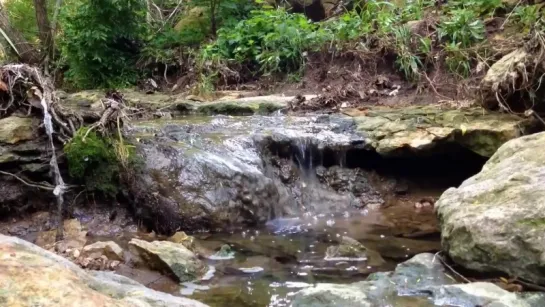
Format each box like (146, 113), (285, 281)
(85, 200), (440, 307)
(3, 112), (486, 306)
(107, 112), (482, 306)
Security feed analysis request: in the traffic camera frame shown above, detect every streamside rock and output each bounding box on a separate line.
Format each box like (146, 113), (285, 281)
(292, 253), (545, 307)
(348, 105), (530, 157)
(129, 238), (208, 282)
(0, 116), (36, 144)
(129, 139), (284, 233)
(167, 231), (196, 251)
(0, 234), (208, 307)
(81, 241), (124, 261)
(435, 132), (545, 284)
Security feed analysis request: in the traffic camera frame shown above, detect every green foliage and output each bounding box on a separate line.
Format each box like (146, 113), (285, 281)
(438, 9), (485, 48)
(447, 0), (503, 17)
(513, 5), (543, 32)
(60, 0), (147, 89)
(202, 9), (329, 75)
(322, 11), (370, 42)
(444, 42), (471, 77)
(393, 26), (422, 81)
(64, 128), (120, 197)
(400, 0), (434, 22)
(140, 28), (204, 67)
(4, 0), (42, 43)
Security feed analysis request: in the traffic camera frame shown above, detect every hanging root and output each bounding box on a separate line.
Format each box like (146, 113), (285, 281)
(478, 26), (545, 115)
(0, 64), (128, 240)
(0, 64), (83, 141)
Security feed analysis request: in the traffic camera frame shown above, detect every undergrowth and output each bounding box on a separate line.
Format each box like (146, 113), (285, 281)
(64, 127), (137, 197)
(13, 0), (536, 92)
(195, 0), (517, 90)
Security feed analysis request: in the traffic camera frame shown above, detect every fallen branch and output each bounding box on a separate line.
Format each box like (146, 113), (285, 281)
(433, 251), (471, 283)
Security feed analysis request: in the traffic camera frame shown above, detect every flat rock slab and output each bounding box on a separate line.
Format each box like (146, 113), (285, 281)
(0, 234), (208, 307)
(59, 89), (308, 116)
(346, 105), (530, 157)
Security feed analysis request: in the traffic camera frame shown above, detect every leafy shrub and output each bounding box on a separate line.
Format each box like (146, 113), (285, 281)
(4, 0), (42, 43)
(60, 0), (147, 89)
(202, 9), (329, 75)
(400, 0), (434, 22)
(513, 5), (543, 32)
(393, 26), (423, 81)
(322, 11), (370, 42)
(444, 42), (471, 77)
(438, 9), (485, 48)
(140, 28), (204, 68)
(447, 0), (503, 17)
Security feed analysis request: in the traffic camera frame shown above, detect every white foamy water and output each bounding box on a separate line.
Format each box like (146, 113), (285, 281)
(239, 267), (264, 273)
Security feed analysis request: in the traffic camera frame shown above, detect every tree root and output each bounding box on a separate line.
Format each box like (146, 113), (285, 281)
(0, 64), (128, 240)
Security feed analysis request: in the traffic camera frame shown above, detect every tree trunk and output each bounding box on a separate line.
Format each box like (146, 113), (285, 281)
(210, 0), (217, 36)
(0, 4), (40, 63)
(34, 0), (52, 59)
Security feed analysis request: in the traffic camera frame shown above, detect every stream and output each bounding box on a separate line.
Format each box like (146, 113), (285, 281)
(114, 112), (476, 306)
(1, 111), (488, 306)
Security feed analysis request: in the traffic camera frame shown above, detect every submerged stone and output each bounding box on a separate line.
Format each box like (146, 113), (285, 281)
(325, 236), (385, 266)
(292, 253), (545, 307)
(209, 244), (235, 260)
(436, 132), (545, 284)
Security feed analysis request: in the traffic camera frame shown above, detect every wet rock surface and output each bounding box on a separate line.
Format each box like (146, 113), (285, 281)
(324, 236), (385, 266)
(82, 241), (125, 261)
(0, 234), (208, 307)
(129, 238), (208, 282)
(347, 105), (531, 157)
(59, 89), (307, 117)
(123, 101), (530, 233)
(291, 253), (545, 307)
(436, 132), (545, 284)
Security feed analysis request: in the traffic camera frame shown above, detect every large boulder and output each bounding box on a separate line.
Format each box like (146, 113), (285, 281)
(0, 234), (208, 307)
(129, 239), (208, 282)
(291, 253), (545, 307)
(129, 140), (283, 233)
(436, 132), (545, 284)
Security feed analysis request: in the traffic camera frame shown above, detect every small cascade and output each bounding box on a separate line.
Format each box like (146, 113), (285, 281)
(38, 82), (66, 240)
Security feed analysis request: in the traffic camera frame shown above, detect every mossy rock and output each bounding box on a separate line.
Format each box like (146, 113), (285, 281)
(196, 103), (255, 115)
(174, 7), (210, 45)
(436, 132), (545, 284)
(349, 105), (529, 157)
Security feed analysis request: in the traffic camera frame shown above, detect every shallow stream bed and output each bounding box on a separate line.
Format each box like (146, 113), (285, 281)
(1, 111), (494, 307)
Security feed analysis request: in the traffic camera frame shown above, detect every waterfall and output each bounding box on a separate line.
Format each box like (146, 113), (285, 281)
(40, 92), (66, 240)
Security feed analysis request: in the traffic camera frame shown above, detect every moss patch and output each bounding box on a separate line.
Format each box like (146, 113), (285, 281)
(196, 103), (255, 115)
